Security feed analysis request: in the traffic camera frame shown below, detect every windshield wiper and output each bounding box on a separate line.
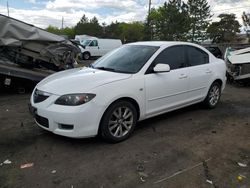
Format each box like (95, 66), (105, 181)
(94, 66), (133, 74)
(95, 67), (116, 72)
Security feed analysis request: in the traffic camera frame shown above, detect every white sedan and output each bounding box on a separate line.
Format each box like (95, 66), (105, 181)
(29, 42), (226, 142)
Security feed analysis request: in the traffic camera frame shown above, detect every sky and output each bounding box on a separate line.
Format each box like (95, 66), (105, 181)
(0, 0), (250, 29)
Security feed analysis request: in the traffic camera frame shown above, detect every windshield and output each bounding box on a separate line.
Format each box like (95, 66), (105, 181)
(81, 39), (91, 46)
(92, 45), (159, 74)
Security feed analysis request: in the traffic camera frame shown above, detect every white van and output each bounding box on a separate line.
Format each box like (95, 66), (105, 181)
(75, 35), (93, 42)
(79, 37), (122, 60)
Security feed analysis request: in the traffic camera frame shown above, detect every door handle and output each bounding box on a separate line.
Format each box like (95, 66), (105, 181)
(179, 74), (188, 79)
(206, 69), (212, 73)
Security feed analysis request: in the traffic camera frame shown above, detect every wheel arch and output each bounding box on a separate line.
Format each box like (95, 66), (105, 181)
(212, 78), (223, 88)
(203, 78), (223, 108)
(98, 97), (141, 135)
(204, 78), (223, 101)
(103, 97), (140, 120)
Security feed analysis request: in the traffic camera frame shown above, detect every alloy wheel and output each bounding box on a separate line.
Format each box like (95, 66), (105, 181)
(209, 85), (220, 106)
(108, 107), (134, 138)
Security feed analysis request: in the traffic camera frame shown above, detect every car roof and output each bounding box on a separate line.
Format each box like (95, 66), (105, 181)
(126, 41), (217, 61)
(127, 41), (200, 47)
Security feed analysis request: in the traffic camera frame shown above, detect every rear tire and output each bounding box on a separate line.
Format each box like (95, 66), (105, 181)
(100, 100), (137, 143)
(204, 82), (221, 109)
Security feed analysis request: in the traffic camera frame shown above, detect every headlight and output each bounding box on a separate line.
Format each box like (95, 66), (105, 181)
(55, 93), (96, 106)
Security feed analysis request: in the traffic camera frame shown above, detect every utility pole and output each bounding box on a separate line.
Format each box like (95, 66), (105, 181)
(7, 1), (9, 17)
(148, 0), (152, 40)
(61, 16), (64, 29)
(148, 0), (151, 16)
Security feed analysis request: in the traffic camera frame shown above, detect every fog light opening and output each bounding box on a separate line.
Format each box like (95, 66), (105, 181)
(59, 124), (74, 130)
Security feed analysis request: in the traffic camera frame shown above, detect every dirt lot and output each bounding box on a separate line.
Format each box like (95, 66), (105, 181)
(0, 84), (249, 188)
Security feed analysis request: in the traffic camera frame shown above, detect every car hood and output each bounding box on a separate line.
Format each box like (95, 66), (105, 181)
(36, 67), (132, 95)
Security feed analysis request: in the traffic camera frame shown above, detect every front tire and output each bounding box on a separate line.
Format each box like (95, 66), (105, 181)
(100, 100), (137, 143)
(204, 82), (221, 109)
(82, 52), (90, 60)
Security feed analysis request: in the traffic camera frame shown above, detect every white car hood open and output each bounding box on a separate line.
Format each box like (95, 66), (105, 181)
(227, 47), (250, 65)
(36, 67), (132, 95)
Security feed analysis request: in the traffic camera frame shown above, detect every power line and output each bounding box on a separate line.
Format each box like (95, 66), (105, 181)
(211, 5), (250, 13)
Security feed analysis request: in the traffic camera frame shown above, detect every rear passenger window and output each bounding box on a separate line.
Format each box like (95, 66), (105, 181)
(153, 46), (186, 70)
(187, 46), (209, 66)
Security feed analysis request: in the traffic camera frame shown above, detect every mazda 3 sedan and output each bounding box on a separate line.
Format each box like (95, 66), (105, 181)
(30, 42), (226, 142)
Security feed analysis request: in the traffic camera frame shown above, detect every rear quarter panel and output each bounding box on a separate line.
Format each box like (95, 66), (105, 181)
(210, 58), (227, 91)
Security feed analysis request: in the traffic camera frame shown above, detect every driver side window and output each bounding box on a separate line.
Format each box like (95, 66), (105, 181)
(89, 40), (98, 47)
(153, 46), (186, 70)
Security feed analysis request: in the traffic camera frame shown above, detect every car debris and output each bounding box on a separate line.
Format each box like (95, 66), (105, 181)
(154, 158), (212, 184)
(136, 164), (145, 172)
(140, 176), (146, 182)
(20, 162), (34, 169)
(225, 47), (250, 84)
(237, 162), (248, 168)
(206, 179), (213, 185)
(237, 174), (246, 182)
(2, 159), (12, 165)
(138, 172), (148, 177)
(51, 170), (57, 174)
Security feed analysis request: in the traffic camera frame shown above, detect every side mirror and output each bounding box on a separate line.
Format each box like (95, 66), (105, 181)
(153, 64), (170, 73)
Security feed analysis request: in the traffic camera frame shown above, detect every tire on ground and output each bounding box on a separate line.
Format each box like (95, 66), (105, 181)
(82, 52), (90, 60)
(100, 100), (138, 143)
(203, 81), (222, 109)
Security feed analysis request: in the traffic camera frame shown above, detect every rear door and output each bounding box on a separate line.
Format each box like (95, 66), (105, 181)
(145, 45), (189, 117)
(185, 45), (213, 101)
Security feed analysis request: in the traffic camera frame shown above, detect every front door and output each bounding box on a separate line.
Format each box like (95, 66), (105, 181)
(88, 40), (99, 56)
(145, 46), (189, 117)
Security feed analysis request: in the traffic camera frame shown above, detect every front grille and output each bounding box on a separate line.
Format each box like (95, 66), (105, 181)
(241, 64), (250, 75)
(33, 89), (50, 103)
(35, 114), (49, 128)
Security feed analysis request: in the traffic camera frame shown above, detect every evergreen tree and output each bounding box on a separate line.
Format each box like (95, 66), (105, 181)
(75, 14), (102, 37)
(105, 21), (122, 39)
(207, 14), (240, 43)
(149, 0), (191, 41)
(187, 0), (212, 42)
(242, 11), (250, 42)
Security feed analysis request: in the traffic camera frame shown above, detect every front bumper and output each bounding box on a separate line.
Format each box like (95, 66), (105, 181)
(30, 93), (104, 138)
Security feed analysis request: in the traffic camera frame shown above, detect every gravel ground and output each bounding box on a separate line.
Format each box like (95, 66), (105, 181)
(0, 84), (249, 188)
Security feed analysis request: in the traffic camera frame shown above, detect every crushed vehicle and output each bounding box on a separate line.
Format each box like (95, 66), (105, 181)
(0, 14), (81, 92)
(224, 47), (250, 84)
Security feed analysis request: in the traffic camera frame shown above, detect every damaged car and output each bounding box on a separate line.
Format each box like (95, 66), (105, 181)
(0, 14), (81, 91)
(225, 47), (250, 84)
